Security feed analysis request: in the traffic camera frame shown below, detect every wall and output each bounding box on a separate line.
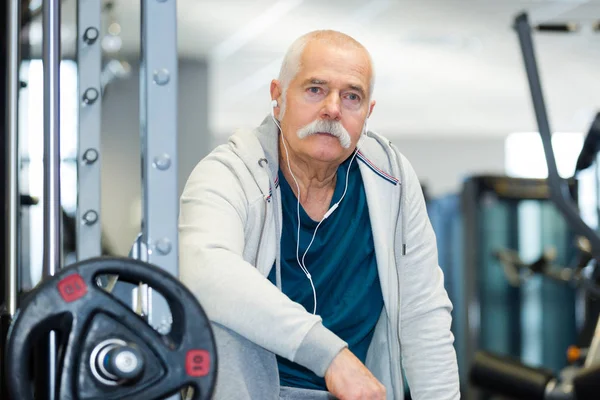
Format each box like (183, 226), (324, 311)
(394, 136), (507, 198)
(101, 58), (211, 255)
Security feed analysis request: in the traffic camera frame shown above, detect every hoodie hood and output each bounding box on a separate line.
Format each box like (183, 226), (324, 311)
(225, 116), (278, 199)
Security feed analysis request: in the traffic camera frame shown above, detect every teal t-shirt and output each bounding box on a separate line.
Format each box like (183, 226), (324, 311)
(268, 155), (384, 390)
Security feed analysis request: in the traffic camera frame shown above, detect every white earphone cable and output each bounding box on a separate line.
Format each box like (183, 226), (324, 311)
(270, 102), (365, 315)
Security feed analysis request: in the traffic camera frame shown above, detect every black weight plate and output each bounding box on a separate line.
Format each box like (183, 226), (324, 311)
(5, 256), (217, 400)
(77, 312), (165, 400)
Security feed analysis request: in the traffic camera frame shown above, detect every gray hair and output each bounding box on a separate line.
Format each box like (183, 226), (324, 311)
(277, 30), (375, 119)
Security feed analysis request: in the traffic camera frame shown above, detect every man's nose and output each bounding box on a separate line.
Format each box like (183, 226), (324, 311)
(321, 93), (341, 120)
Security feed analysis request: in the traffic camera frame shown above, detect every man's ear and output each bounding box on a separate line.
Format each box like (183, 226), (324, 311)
(368, 99), (376, 119)
(270, 80), (282, 107)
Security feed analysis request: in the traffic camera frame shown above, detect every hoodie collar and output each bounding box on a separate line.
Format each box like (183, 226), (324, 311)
(254, 115), (281, 180)
(234, 114), (402, 190)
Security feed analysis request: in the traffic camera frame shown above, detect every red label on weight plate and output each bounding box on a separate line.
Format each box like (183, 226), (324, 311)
(57, 274), (87, 303)
(186, 350), (210, 377)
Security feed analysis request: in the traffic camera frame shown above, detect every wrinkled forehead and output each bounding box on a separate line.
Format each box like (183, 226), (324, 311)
(297, 41), (373, 89)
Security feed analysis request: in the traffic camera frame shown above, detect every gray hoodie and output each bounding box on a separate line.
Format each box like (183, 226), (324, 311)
(179, 116), (460, 399)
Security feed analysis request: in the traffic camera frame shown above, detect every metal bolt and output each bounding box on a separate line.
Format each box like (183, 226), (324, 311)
(155, 238), (172, 255)
(152, 154), (171, 170)
(115, 351), (138, 373)
(83, 88), (99, 105)
(155, 315), (173, 334)
(83, 149), (99, 164)
(83, 27), (99, 44)
(83, 210), (99, 225)
(153, 69), (170, 85)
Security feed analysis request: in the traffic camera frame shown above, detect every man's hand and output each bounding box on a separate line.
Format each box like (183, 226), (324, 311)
(324, 348), (386, 400)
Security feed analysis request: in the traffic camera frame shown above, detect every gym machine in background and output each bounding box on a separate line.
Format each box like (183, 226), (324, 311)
(427, 175), (580, 394)
(1, 1), (217, 399)
(468, 12), (600, 400)
(463, 176), (579, 374)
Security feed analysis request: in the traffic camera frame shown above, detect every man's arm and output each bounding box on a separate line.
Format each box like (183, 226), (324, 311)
(178, 151), (346, 377)
(398, 156), (460, 400)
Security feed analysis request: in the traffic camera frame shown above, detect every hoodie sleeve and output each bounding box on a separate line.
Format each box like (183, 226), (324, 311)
(178, 149), (347, 377)
(397, 155), (460, 400)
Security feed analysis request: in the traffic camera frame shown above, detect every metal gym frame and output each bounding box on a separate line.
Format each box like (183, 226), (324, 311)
(465, 13), (600, 400)
(457, 12), (600, 399)
(2, 0), (22, 398)
(514, 8), (600, 386)
(77, 0), (103, 262)
(513, 12), (600, 258)
(4, 0), (21, 327)
(2, 0), (180, 398)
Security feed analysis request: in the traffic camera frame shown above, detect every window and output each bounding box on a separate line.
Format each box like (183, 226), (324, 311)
(505, 131), (596, 228)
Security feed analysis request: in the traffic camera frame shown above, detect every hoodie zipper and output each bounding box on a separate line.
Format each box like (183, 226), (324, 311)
(390, 141), (406, 398)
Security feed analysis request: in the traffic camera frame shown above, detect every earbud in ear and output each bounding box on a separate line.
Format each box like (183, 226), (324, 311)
(271, 99), (278, 109)
(363, 118), (369, 134)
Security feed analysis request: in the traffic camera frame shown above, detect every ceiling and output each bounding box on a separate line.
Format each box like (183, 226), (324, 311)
(28, 0), (600, 138)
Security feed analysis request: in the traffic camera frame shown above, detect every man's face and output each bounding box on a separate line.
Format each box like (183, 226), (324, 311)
(273, 42), (375, 165)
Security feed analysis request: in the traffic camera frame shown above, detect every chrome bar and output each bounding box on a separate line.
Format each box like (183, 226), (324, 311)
(42, 0), (63, 398)
(43, 0), (63, 279)
(5, 0), (21, 317)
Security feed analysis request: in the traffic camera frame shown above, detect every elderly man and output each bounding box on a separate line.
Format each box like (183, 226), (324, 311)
(179, 30), (459, 400)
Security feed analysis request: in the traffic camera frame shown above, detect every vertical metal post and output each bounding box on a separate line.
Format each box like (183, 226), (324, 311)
(76, 0), (102, 261)
(42, 0), (62, 398)
(44, 0), (63, 280)
(140, 0), (179, 346)
(2, 2), (21, 398)
(5, 0), (21, 322)
(140, 4), (180, 398)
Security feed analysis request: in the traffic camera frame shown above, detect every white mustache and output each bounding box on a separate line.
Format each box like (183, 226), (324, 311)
(296, 120), (352, 149)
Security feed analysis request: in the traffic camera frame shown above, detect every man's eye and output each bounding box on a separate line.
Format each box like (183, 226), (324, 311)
(308, 87), (321, 94)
